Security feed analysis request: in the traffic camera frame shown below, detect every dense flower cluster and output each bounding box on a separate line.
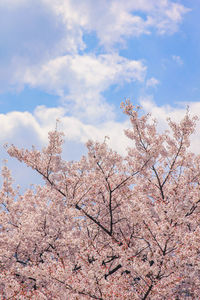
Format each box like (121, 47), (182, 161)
(0, 101), (199, 299)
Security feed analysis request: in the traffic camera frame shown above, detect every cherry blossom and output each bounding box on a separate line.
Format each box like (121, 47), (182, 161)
(1, 101), (199, 299)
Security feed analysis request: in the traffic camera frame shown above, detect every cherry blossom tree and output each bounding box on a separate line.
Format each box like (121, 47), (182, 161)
(0, 100), (200, 299)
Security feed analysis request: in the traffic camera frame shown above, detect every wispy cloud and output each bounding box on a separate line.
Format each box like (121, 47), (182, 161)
(172, 55), (183, 66)
(154, 2), (190, 35)
(146, 77), (160, 88)
(44, 0), (189, 47)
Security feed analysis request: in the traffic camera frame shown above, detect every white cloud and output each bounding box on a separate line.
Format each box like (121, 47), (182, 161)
(146, 77), (160, 88)
(0, 0), (189, 128)
(0, 0), (84, 93)
(0, 0), (193, 190)
(172, 55), (183, 66)
(0, 0), (189, 93)
(152, 2), (190, 35)
(18, 53), (146, 121)
(43, 0), (189, 48)
(23, 54), (146, 92)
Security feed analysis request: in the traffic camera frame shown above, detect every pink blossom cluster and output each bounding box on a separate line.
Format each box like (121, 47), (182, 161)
(0, 101), (199, 299)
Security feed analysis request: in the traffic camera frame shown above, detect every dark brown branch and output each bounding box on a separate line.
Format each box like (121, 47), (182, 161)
(108, 190), (113, 235)
(151, 165), (165, 200)
(142, 284), (153, 300)
(143, 221), (163, 253)
(75, 203), (118, 242)
(35, 167), (66, 197)
(104, 264), (122, 280)
(185, 199), (200, 217)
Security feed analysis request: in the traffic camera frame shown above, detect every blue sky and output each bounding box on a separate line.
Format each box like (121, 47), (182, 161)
(0, 0), (200, 188)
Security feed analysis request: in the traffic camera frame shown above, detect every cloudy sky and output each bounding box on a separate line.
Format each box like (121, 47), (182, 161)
(0, 0), (200, 188)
